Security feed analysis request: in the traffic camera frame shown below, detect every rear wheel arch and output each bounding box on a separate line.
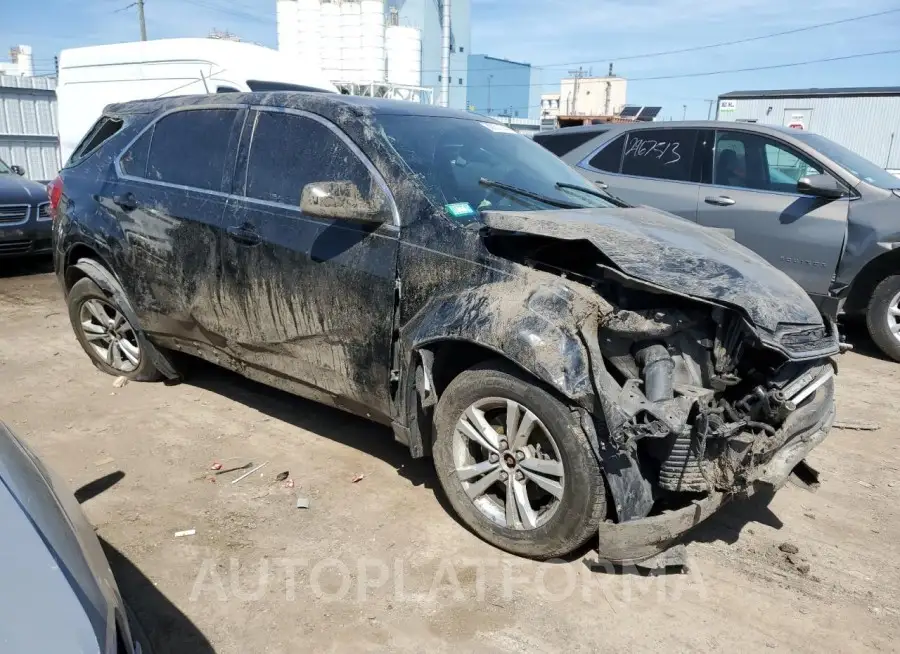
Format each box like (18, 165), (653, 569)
(63, 243), (113, 293)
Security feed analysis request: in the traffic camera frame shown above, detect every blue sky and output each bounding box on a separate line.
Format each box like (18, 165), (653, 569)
(5, 0), (900, 118)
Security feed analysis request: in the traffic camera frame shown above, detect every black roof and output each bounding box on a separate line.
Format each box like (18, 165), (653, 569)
(719, 86), (900, 100)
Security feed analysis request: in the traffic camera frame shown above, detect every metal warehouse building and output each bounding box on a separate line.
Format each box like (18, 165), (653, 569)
(0, 75), (59, 183)
(716, 86), (900, 171)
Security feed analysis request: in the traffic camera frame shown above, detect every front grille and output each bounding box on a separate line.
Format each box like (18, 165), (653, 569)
(0, 205), (29, 225)
(0, 240), (33, 255)
(36, 202), (51, 221)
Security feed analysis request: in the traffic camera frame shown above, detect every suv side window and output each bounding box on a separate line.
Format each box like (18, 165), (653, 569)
(244, 110), (386, 210)
(120, 129), (152, 177)
(714, 130), (823, 193)
(620, 129), (698, 182)
(587, 134), (625, 172)
(144, 109), (238, 191)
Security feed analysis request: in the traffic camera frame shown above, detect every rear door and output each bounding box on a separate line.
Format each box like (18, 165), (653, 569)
(220, 107), (399, 418)
(574, 127), (705, 222)
(113, 106), (246, 342)
(695, 129), (848, 298)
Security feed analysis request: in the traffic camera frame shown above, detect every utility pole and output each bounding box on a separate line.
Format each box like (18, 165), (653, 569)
(568, 66), (586, 115)
(137, 0), (147, 41)
(705, 99), (715, 120)
(682, 104), (687, 120)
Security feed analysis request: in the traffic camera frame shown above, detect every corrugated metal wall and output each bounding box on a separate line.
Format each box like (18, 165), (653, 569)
(718, 94), (900, 170)
(0, 75), (60, 182)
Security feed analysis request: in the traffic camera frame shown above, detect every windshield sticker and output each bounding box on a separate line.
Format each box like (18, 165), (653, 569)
(445, 202), (477, 219)
(479, 122), (516, 134)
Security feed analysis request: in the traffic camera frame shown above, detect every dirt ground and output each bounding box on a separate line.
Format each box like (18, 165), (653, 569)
(1, 259), (899, 653)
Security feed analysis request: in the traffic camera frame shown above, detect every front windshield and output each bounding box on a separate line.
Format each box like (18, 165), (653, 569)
(376, 115), (619, 218)
(791, 132), (899, 190)
(0, 158), (11, 174)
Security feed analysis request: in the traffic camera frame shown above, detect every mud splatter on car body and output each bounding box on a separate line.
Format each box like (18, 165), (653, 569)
(54, 92), (840, 563)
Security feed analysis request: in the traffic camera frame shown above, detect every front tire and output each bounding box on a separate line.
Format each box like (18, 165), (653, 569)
(67, 277), (161, 381)
(432, 361), (607, 559)
(866, 275), (900, 362)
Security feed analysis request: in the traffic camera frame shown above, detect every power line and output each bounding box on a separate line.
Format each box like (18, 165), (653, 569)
(422, 7), (900, 74)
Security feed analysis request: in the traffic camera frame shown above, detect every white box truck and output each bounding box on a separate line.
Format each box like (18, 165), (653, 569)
(57, 38), (338, 164)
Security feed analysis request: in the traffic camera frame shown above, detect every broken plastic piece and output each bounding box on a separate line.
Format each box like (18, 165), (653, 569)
(174, 529), (196, 538)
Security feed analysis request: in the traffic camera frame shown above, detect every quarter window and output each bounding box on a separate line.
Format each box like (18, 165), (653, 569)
(144, 109), (238, 191)
(587, 134), (625, 172)
(713, 131), (823, 193)
(244, 111), (385, 211)
(620, 129), (697, 182)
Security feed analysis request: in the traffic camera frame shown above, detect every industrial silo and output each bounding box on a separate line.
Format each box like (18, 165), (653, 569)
(295, 0), (322, 71)
(385, 25), (422, 88)
(359, 0), (385, 82)
(340, 0), (362, 81)
(320, 0), (342, 81)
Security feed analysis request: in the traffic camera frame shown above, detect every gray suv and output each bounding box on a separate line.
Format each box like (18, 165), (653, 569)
(535, 122), (900, 361)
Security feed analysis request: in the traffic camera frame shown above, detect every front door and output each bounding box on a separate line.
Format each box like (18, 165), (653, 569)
(111, 106), (245, 343)
(575, 127), (705, 222)
(221, 108), (399, 418)
(696, 129), (848, 297)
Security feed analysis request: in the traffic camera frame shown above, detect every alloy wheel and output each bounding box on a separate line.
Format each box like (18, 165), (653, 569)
(78, 299), (141, 373)
(887, 290), (900, 343)
(452, 397), (565, 530)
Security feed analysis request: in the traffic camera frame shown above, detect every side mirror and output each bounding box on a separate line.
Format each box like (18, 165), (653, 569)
(797, 174), (844, 199)
(300, 181), (388, 224)
(10, 164), (25, 176)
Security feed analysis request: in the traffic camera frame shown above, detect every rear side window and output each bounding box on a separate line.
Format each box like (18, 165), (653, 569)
(120, 129), (152, 177)
(620, 128), (698, 182)
(145, 109), (238, 191)
(587, 135), (626, 172)
(533, 130), (603, 156)
(68, 116), (123, 165)
(244, 110), (383, 208)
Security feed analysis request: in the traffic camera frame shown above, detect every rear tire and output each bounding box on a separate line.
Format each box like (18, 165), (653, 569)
(67, 277), (162, 381)
(432, 361), (607, 559)
(866, 275), (900, 362)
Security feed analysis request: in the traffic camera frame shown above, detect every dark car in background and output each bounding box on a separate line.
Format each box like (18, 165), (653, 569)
(0, 420), (147, 653)
(535, 122), (900, 361)
(52, 93), (837, 563)
(0, 156), (53, 258)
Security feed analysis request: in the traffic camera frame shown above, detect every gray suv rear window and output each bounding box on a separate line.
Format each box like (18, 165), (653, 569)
(620, 128), (697, 182)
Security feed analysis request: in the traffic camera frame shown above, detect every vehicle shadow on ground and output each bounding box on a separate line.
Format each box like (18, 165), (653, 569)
(75, 474), (215, 654)
(181, 358), (442, 490)
(0, 256), (53, 278)
(839, 320), (894, 363)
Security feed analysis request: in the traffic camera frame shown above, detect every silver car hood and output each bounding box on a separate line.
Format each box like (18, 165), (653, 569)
(482, 207), (823, 334)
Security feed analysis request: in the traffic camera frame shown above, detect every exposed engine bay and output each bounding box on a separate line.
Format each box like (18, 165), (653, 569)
(481, 220), (839, 503)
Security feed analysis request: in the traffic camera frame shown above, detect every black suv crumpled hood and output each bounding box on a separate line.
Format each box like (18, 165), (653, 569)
(482, 207), (822, 334)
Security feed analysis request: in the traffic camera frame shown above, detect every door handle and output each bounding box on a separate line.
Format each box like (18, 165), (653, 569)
(594, 180), (609, 190)
(704, 195), (736, 206)
(112, 192), (137, 211)
(226, 224), (261, 246)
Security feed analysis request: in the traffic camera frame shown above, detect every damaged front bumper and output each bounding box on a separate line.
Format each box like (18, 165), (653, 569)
(596, 380), (835, 565)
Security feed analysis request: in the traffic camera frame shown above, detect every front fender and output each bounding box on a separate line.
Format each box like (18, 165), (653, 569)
(402, 277), (601, 409)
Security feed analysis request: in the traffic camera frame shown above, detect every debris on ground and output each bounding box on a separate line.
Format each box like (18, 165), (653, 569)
(275, 471), (289, 482)
(833, 420), (881, 431)
(231, 461), (269, 485)
(174, 529), (196, 538)
(804, 512), (816, 519)
(112, 376), (129, 388)
(284, 479), (294, 488)
(778, 542), (799, 555)
(296, 496), (310, 509)
(94, 456), (115, 467)
(857, 480), (875, 489)
(352, 473), (365, 483)
(210, 462), (223, 471)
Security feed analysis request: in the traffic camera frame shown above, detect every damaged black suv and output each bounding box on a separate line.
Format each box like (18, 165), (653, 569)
(53, 93), (839, 563)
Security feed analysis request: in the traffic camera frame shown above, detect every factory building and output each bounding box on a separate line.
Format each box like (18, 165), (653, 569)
(717, 87), (900, 170)
(465, 54), (540, 119)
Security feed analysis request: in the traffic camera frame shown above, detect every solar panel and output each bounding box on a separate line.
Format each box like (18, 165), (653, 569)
(618, 105), (641, 118)
(636, 106), (662, 121)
